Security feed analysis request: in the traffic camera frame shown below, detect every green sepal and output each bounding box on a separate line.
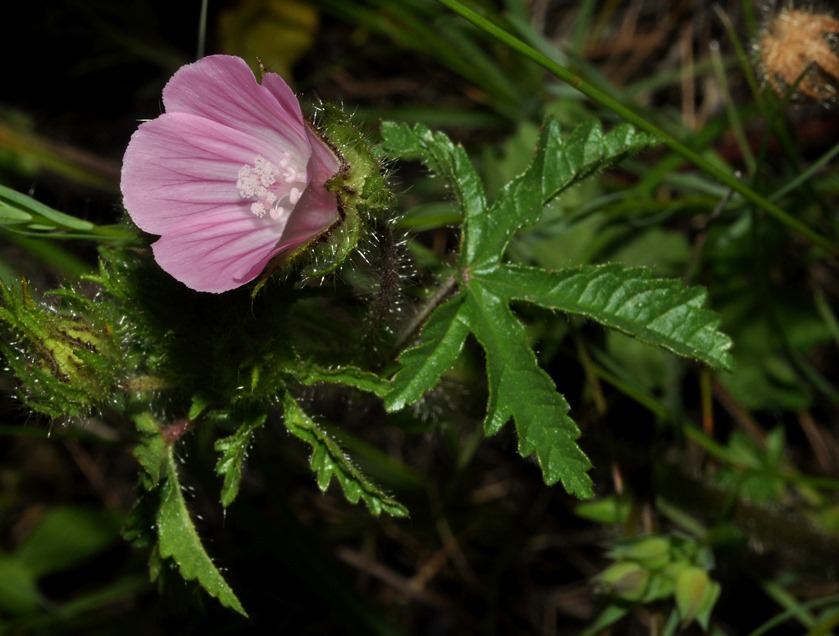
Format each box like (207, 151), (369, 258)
(308, 104), (395, 277)
(258, 103), (396, 291)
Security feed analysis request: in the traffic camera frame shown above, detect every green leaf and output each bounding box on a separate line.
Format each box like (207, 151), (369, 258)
(0, 184), (95, 231)
(474, 118), (655, 266)
(133, 412), (167, 489)
(385, 293), (470, 411)
(382, 118), (728, 499)
(0, 205), (33, 225)
(299, 363), (390, 398)
(380, 121), (487, 259)
(16, 507), (119, 579)
(476, 263), (733, 370)
(463, 284), (593, 498)
(283, 394), (408, 517)
(133, 413), (247, 616)
(214, 411), (268, 508)
(157, 448), (247, 616)
(0, 556), (42, 616)
(581, 603), (632, 636)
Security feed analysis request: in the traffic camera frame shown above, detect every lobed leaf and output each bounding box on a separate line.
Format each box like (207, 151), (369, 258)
(283, 394), (408, 517)
(214, 411), (268, 508)
(157, 451), (248, 616)
(384, 293), (470, 411)
(463, 284), (593, 498)
(381, 118), (727, 501)
(133, 413), (247, 616)
(380, 121), (487, 262)
(475, 118), (656, 264)
(476, 263), (733, 370)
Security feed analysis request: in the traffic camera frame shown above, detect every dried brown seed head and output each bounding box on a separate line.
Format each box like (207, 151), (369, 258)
(758, 7), (839, 101)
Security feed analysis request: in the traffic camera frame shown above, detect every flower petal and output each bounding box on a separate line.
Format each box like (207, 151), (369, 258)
(121, 112), (304, 234)
(120, 54), (344, 293)
(282, 126), (342, 243)
(162, 55), (310, 156)
(150, 213), (287, 293)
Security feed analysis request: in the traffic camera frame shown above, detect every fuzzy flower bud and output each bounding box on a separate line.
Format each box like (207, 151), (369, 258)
(0, 280), (119, 418)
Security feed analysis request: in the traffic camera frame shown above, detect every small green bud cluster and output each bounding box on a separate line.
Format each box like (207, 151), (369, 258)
(594, 534), (720, 630)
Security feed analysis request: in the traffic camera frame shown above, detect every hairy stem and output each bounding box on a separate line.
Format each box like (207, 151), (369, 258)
(391, 275), (459, 355)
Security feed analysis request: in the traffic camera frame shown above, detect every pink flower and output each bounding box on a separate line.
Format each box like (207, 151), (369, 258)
(121, 55), (341, 293)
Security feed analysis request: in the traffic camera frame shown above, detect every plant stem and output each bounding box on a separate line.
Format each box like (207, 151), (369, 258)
(436, 0), (839, 256)
(391, 275), (458, 354)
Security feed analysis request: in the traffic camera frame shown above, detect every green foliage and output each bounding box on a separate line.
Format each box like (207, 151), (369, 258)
(711, 428), (790, 505)
(133, 413), (247, 616)
(282, 394), (408, 517)
(381, 117), (732, 498)
(214, 411), (268, 508)
(8, 4), (837, 630)
(0, 278), (120, 418)
(156, 461), (248, 616)
(280, 102), (397, 283)
(0, 110), (735, 623)
(477, 264), (732, 369)
(4, 1), (839, 633)
(385, 294), (470, 411)
(592, 534), (721, 632)
(471, 119), (656, 264)
(0, 184), (94, 234)
(297, 362), (390, 398)
(314, 0), (543, 123)
(0, 506), (121, 617)
(0, 184), (132, 242)
(464, 285), (591, 495)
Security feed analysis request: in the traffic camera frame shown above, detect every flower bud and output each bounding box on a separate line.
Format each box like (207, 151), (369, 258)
(0, 279), (118, 418)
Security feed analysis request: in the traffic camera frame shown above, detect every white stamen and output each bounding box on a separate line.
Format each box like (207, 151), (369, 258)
(236, 153), (307, 221)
